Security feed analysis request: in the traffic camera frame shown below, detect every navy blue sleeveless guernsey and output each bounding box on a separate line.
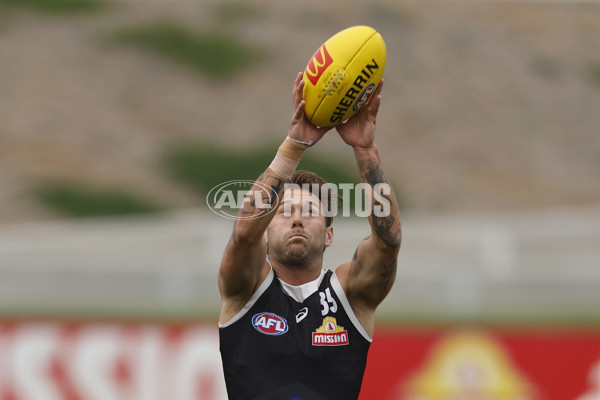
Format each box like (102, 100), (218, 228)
(219, 267), (372, 400)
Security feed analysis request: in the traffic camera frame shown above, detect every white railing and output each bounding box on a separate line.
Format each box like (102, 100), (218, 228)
(0, 207), (599, 320)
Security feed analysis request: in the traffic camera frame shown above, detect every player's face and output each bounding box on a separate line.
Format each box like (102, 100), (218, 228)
(267, 188), (333, 266)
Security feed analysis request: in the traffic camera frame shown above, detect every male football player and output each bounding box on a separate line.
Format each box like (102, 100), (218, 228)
(219, 73), (401, 400)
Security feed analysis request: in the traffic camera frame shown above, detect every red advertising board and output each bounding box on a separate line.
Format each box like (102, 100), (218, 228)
(361, 327), (600, 400)
(0, 322), (228, 400)
(1, 321), (599, 400)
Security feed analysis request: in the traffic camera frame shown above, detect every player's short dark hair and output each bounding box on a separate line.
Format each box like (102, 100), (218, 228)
(289, 170), (340, 227)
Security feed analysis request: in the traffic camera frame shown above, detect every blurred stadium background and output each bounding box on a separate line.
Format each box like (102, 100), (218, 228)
(1, 0), (600, 399)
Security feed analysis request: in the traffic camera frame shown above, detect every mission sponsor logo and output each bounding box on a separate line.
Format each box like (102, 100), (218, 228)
(305, 44), (333, 86)
(312, 317), (349, 346)
(252, 312), (288, 336)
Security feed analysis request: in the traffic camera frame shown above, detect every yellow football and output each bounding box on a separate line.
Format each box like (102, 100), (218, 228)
(302, 26), (386, 127)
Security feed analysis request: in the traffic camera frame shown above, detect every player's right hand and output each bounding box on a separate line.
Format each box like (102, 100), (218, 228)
(288, 72), (332, 147)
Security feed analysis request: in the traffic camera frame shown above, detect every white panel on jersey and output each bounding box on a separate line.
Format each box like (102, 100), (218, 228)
(278, 269), (327, 303)
(330, 272), (372, 342)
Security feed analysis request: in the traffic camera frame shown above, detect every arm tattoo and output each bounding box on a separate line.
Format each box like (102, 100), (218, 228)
(240, 172), (285, 216)
(353, 242), (398, 288)
(380, 257), (398, 287)
(269, 178), (284, 205)
(359, 159), (400, 249)
(352, 235), (370, 262)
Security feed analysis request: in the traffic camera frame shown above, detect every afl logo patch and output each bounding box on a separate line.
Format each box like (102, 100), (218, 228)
(352, 83), (376, 112)
(252, 312), (288, 336)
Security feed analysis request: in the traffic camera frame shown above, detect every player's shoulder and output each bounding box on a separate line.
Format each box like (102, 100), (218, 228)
(219, 262), (272, 325)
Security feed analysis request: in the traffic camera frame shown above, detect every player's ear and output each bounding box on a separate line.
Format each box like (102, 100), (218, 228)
(324, 225), (333, 248)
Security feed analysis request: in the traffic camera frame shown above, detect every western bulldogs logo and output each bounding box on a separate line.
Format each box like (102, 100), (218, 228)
(252, 312), (288, 336)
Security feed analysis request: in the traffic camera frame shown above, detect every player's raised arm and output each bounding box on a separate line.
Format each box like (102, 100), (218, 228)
(334, 79), (402, 328)
(218, 73), (331, 322)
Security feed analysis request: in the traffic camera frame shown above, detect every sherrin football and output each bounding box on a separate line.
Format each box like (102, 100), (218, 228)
(302, 26), (386, 127)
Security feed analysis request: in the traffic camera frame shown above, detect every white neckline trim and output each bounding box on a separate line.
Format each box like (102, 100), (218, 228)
(218, 268), (274, 328)
(278, 269), (327, 303)
(330, 272), (372, 342)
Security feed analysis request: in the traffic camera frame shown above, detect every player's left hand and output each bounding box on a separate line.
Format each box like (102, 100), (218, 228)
(335, 78), (383, 149)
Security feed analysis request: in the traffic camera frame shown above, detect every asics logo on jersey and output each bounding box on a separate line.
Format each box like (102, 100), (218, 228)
(296, 307), (309, 323)
(252, 312), (288, 336)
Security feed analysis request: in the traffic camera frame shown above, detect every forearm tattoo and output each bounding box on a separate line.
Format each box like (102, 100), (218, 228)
(240, 172), (285, 216)
(229, 171), (286, 247)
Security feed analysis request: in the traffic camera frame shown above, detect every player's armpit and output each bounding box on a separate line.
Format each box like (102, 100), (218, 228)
(346, 237), (399, 309)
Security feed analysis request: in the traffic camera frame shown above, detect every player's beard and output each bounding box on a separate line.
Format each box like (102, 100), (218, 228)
(282, 241), (314, 266)
(268, 229), (326, 268)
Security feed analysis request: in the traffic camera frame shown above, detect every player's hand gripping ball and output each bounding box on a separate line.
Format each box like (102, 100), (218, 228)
(302, 26), (386, 128)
